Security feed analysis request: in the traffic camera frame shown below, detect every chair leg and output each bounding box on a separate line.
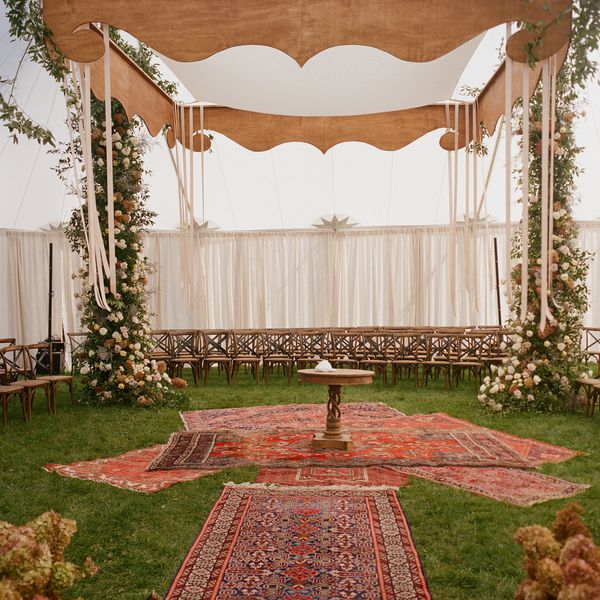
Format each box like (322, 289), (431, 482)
(204, 363), (210, 386)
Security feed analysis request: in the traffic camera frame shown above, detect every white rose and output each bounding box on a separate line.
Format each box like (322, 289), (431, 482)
(99, 327), (108, 336)
(526, 330), (533, 338)
(557, 343), (566, 351)
(533, 375), (541, 384)
(560, 273), (569, 281)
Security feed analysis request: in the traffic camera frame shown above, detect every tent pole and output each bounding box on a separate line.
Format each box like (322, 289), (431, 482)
(48, 242), (54, 374)
(493, 237), (502, 327)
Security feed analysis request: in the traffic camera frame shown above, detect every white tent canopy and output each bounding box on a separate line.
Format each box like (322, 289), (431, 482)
(160, 35), (483, 116)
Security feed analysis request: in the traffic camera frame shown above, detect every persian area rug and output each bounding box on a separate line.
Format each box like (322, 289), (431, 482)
(164, 483), (431, 600)
(44, 446), (216, 493)
(180, 401), (405, 431)
(256, 466), (410, 488)
(181, 407), (579, 466)
(148, 428), (531, 471)
(395, 466), (590, 507)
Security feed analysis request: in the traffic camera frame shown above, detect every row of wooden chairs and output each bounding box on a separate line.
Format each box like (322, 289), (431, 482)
(0, 339), (73, 425)
(69, 328), (506, 387)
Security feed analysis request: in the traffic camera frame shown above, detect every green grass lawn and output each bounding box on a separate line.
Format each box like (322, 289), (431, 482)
(0, 370), (598, 599)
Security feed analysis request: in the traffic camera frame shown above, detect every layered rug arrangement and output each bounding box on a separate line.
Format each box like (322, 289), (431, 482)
(164, 483), (431, 600)
(44, 402), (589, 598)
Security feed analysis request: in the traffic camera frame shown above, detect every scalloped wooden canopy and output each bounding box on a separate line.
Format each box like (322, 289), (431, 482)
(89, 37), (568, 153)
(58, 0), (571, 152)
(45, 0), (570, 65)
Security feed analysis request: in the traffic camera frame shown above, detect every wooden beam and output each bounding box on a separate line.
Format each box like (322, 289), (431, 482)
(45, 0), (571, 66)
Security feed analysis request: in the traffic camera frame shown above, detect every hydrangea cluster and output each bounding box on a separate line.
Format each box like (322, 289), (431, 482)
(0, 511), (97, 599)
(479, 89), (591, 412)
(65, 108), (182, 407)
(514, 503), (600, 600)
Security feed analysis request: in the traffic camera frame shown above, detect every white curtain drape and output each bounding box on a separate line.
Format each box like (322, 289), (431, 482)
(1, 222), (599, 343)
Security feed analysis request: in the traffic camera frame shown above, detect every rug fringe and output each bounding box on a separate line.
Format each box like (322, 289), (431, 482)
(224, 481), (400, 492)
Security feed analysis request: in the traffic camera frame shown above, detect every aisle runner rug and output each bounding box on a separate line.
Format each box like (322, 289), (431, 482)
(164, 484), (431, 600)
(44, 446), (215, 493)
(256, 466), (410, 487)
(396, 466), (590, 507)
(148, 428), (530, 470)
(180, 401), (405, 431)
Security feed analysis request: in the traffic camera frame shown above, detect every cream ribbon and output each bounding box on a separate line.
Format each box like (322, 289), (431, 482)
(504, 23), (513, 305)
(520, 65), (530, 323)
(102, 25), (116, 295)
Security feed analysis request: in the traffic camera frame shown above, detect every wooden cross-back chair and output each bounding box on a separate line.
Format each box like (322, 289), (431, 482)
(147, 330), (173, 367)
(295, 331), (326, 370)
(329, 332), (360, 368)
(389, 333), (422, 386)
(360, 332), (389, 383)
(232, 330), (262, 384)
(66, 332), (87, 373)
(26, 343), (74, 411)
(170, 330), (202, 385)
(422, 334), (453, 388)
(451, 334), (484, 388)
(0, 345), (51, 421)
(262, 330), (294, 384)
(202, 330), (232, 384)
(583, 328), (600, 367)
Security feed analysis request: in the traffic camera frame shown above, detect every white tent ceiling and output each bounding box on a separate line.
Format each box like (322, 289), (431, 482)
(160, 36), (483, 116)
(1, 9), (600, 232)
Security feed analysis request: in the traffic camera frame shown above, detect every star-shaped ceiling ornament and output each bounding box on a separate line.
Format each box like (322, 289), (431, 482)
(177, 218), (220, 231)
(40, 221), (68, 233)
(312, 213), (357, 231)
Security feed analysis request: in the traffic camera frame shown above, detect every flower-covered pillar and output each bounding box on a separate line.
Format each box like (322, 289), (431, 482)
(65, 102), (184, 406)
(479, 4), (598, 412)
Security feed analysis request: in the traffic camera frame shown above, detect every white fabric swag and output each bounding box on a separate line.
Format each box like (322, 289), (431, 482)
(1, 223), (599, 345)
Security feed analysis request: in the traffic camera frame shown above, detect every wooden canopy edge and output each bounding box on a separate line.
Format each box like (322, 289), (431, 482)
(88, 32), (569, 154)
(89, 36), (212, 151)
(44, 0), (571, 66)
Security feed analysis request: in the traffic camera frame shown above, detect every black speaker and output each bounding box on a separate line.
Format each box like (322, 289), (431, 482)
(36, 340), (65, 375)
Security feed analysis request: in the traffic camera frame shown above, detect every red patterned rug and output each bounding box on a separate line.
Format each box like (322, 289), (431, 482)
(164, 483), (431, 599)
(256, 466), (410, 487)
(395, 466), (590, 506)
(180, 401), (405, 431)
(148, 428), (531, 471)
(181, 407), (578, 466)
(44, 446), (216, 494)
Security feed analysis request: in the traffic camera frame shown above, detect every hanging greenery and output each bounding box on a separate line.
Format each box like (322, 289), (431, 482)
(2, 2), (186, 406)
(479, 1), (599, 412)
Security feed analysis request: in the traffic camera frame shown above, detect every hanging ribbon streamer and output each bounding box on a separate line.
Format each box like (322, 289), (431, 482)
(472, 100), (479, 313)
(74, 63), (111, 311)
(63, 66), (89, 251)
(548, 55), (557, 300)
(540, 59), (555, 331)
(504, 23), (513, 305)
(464, 102), (471, 320)
(520, 65), (530, 323)
(200, 105), (206, 225)
(445, 103), (457, 317)
(102, 25), (117, 295)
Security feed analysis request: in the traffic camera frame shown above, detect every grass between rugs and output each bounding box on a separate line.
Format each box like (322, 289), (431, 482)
(0, 370), (598, 600)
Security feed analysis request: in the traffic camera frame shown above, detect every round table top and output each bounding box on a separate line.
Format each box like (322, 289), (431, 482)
(297, 368), (374, 386)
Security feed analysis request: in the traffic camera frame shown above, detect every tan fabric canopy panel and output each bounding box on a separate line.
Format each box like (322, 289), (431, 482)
(89, 38), (567, 153)
(45, 0), (570, 65)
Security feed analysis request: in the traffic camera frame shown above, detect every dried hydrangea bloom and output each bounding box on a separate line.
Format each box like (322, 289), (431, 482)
(515, 525), (561, 561)
(535, 557), (564, 596)
(31, 511), (77, 562)
(560, 535), (600, 570)
(552, 504), (591, 545)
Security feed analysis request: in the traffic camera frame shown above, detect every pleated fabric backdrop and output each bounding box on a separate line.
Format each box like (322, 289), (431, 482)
(1, 222), (599, 344)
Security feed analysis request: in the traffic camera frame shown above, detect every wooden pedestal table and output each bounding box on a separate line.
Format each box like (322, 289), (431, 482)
(297, 368), (374, 451)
